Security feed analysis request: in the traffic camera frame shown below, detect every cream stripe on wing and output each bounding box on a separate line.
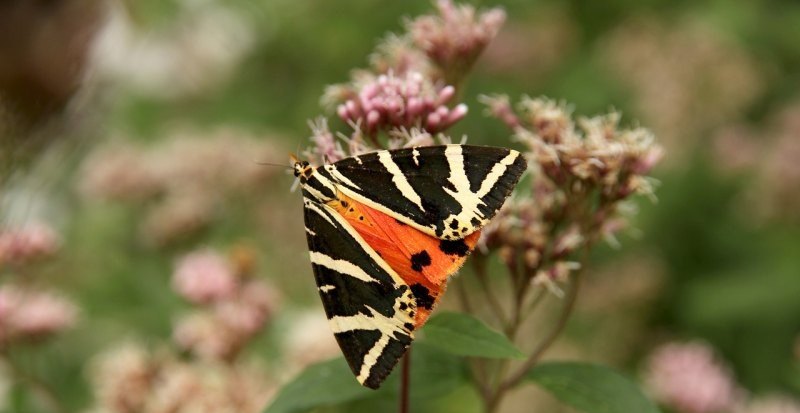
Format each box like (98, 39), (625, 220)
(377, 150), (425, 211)
(325, 164), (362, 190)
(357, 334), (391, 384)
(309, 251), (379, 283)
(304, 201), (335, 226)
(328, 306), (409, 336)
(476, 150), (520, 198)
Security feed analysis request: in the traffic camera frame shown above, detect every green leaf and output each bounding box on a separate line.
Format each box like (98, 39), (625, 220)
(422, 312), (524, 359)
(527, 362), (661, 413)
(263, 357), (373, 413)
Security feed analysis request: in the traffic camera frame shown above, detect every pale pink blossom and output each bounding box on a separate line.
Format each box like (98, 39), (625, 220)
(0, 222), (61, 265)
(173, 312), (240, 361)
(89, 342), (154, 413)
(214, 280), (277, 337)
(86, 343), (272, 413)
(645, 341), (740, 413)
(172, 250), (237, 304)
(0, 286), (78, 344)
(78, 141), (159, 202)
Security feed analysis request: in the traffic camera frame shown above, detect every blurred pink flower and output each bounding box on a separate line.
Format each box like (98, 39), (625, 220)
(87, 342), (272, 413)
(90, 342), (154, 413)
(645, 341), (740, 413)
(173, 312), (240, 361)
(0, 286), (78, 344)
(0, 222), (61, 266)
(213, 280), (277, 337)
(710, 125), (762, 175)
(78, 141), (160, 202)
(141, 191), (214, 246)
(172, 249), (237, 304)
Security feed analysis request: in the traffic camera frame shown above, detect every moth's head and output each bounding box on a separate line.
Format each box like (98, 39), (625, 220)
(290, 154), (312, 180)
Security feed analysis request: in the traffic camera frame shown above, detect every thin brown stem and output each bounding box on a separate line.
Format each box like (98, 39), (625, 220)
(454, 277), (473, 314)
(472, 256), (508, 328)
(399, 347), (411, 413)
(503, 270), (581, 388)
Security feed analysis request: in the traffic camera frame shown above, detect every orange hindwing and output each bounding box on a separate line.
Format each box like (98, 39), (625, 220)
(328, 193), (479, 327)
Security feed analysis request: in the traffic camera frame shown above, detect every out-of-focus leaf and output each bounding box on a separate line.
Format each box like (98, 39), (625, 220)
(422, 312), (524, 359)
(263, 357), (372, 413)
(527, 361), (661, 413)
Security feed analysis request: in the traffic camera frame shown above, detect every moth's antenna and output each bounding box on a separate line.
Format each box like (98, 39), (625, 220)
(254, 160), (293, 170)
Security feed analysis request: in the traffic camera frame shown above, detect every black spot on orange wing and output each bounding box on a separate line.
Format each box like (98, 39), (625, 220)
(439, 239), (470, 257)
(410, 250), (432, 272)
(410, 283), (435, 310)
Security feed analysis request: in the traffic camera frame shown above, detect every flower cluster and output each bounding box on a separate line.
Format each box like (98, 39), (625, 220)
(406, 0), (506, 82)
(86, 342), (272, 413)
(644, 341), (800, 413)
(0, 285), (78, 347)
(644, 341), (740, 413)
(481, 95), (662, 290)
(317, 0), (504, 153)
(78, 128), (282, 245)
(334, 71), (467, 136)
(0, 222), (60, 267)
(171, 247), (277, 361)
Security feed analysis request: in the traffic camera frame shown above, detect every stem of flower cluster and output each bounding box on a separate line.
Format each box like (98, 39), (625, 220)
(399, 347), (411, 413)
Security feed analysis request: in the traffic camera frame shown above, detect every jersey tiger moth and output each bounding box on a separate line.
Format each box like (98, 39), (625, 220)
(294, 144), (526, 389)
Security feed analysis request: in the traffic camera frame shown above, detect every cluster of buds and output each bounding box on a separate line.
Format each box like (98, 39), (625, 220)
(334, 71), (467, 137)
(0, 285), (78, 347)
(481, 95), (662, 291)
(406, 0), (506, 82)
(171, 246), (277, 362)
(87, 342), (272, 413)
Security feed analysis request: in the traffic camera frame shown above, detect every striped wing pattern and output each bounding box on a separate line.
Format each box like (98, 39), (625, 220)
(298, 145), (527, 389)
(303, 194), (416, 389)
(316, 145), (527, 240)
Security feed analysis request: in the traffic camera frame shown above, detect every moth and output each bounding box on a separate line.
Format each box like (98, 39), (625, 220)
(294, 144), (526, 389)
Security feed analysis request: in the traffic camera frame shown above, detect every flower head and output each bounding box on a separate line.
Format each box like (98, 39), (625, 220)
(406, 0), (505, 81)
(0, 286), (78, 345)
(334, 71), (467, 136)
(0, 222), (61, 266)
(644, 341), (740, 413)
(172, 249), (237, 305)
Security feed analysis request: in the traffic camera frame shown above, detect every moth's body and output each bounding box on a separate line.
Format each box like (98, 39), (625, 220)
(294, 144), (526, 389)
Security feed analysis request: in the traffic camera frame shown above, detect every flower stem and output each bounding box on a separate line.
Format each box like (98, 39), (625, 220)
(399, 347), (411, 413)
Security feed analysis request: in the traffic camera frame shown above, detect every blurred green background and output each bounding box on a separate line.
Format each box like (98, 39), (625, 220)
(1, 0), (799, 412)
